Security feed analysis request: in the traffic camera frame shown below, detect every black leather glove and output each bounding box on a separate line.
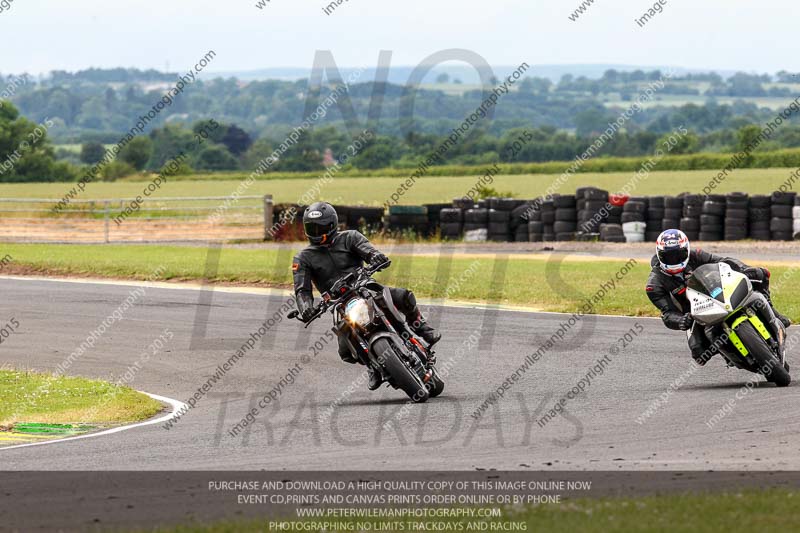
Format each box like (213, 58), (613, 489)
(677, 314), (694, 331)
(296, 292), (315, 322)
(300, 307), (315, 322)
(742, 266), (761, 280)
(369, 252), (390, 268)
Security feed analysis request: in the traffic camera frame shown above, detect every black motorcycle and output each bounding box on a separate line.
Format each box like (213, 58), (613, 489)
(288, 261), (444, 403)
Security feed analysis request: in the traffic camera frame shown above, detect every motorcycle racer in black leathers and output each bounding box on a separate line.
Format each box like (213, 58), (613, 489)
(645, 229), (791, 365)
(292, 202), (441, 390)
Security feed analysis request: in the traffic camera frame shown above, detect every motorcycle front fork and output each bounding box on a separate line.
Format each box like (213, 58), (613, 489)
(747, 293), (787, 363)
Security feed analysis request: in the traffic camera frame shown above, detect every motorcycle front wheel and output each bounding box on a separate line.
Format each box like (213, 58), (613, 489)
(372, 338), (430, 403)
(736, 321), (791, 387)
(426, 366), (445, 398)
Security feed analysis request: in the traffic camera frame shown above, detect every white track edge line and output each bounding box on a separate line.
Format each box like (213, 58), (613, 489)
(0, 392), (188, 452)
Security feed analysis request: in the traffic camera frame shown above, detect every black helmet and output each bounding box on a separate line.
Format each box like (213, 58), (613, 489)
(303, 202), (338, 245)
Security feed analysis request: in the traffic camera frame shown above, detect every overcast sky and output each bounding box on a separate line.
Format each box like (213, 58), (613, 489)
(0, 0), (794, 76)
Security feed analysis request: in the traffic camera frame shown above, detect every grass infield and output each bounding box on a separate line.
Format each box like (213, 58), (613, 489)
(1, 243), (798, 321)
(0, 369), (163, 427)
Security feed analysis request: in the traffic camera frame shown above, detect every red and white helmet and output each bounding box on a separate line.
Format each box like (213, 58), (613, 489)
(656, 229), (690, 275)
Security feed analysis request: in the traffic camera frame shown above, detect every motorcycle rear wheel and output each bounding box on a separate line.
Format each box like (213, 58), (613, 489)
(372, 338), (430, 403)
(736, 321), (791, 387)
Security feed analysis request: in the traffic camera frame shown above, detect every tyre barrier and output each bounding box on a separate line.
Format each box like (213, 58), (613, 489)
(272, 191), (800, 242)
(386, 205), (429, 236)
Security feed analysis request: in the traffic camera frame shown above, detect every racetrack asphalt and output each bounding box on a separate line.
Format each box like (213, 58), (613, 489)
(1, 277), (799, 471)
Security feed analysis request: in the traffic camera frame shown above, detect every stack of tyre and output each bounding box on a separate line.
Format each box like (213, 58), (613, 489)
(510, 202), (534, 242)
(795, 195), (800, 240)
(439, 206), (464, 240)
(345, 207), (385, 232)
(575, 189), (588, 233)
(622, 197), (647, 242)
(606, 195), (626, 225)
(553, 194), (577, 241)
(423, 203), (451, 238)
(526, 200), (543, 242)
(385, 205), (429, 235)
(699, 195), (725, 242)
(722, 192), (748, 241)
(661, 196), (684, 235)
(528, 199), (556, 242)
(452, 198), (474, 211)
(487, 209), (511, 242)
(770, 191), (796, 241)
(680, 194), (702, 240)
(486, 198), (520, 242)
(577, 187), (609, 239)
(541, 199), (557, 241)
(747, 194), (771, 241)
(597, 194), (626, 242)
(645, 196), (664, 242)
(463, 206), (489, 241)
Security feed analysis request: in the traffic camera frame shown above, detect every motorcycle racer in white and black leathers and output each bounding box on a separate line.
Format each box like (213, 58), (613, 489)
(645, 229), (791, 365)
(291, 202), (441, 390)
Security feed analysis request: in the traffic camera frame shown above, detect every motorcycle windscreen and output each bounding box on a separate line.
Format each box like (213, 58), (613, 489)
(728, 278), (750, 310)
(687, 266), (725, 303)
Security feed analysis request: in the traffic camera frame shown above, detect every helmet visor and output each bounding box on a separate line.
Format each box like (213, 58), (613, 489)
(659, 247), (689, 267)
(304, 220), (336, 238)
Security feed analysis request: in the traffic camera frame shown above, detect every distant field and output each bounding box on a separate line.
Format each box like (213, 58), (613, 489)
(603, 95), (800, 110)
(0, 168), (795, 206)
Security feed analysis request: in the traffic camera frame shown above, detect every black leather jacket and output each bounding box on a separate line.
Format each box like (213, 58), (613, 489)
(645, 249), (749, 330)
(292, 230), (381, 314)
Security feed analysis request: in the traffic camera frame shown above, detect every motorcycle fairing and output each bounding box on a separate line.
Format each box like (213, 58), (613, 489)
(687, 263), (752, 326)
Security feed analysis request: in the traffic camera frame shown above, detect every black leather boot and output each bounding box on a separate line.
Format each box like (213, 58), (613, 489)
(408, 309), (441, 346)
(689, 328), (717, 366)
(692, 349), (716, 366)
(774, 310), (792, 329)
(367, 366), (383, 390)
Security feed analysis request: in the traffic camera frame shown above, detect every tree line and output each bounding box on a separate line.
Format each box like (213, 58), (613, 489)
(2, 65), (800, 182)
(4, 68), (799, 145)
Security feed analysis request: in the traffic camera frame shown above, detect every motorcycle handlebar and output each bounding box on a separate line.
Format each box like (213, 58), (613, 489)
(288, 260), (391, 326)
(366, 260), (391, 275)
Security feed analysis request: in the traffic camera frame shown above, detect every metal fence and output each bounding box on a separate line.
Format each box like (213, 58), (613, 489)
(0, 195), (274, 243)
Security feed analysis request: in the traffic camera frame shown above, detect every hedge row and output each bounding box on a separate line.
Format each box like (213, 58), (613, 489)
(162, 148), (800, 182)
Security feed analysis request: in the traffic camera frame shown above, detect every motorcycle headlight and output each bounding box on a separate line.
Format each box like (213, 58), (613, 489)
(345, 298), (372, 328)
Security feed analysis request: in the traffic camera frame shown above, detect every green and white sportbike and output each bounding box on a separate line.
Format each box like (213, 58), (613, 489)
(687, 262), (791, 387)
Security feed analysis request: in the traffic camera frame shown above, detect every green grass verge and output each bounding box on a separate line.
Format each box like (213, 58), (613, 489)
(0, 369), (163, 426)
(0, 167), (797, 206)
(1, 243), (798, 321)
(151, 489), (799, 533)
